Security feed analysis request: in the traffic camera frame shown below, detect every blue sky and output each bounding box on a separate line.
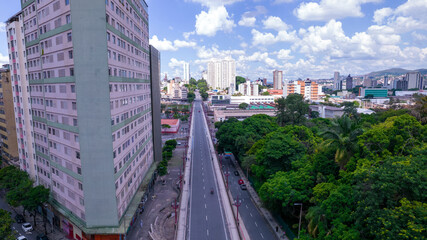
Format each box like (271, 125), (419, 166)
(2, 0), (427, 81)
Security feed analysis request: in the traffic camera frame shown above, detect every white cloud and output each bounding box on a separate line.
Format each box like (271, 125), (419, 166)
(238, 51), (280, 68)
(174, 40), (197, 48)
(240, 42), (248, 48)
(294, 0), (381, 21)
(150, 36), (177, 51)
(195, 6), (235, 37)
(0, 53), (9, 66)
(150, 36), (197, 51)
(412, 31), (427, 41)
(273, 0), (293, 4)
(183, 31), (195, 40)
(251, 29), (298, 45)
(168, 58), (187, 70)
(263, 16), (289, 31)
(0, 23), (6, 33)
(276, 49), (294, 60)
(373, 8), (393, 24)
(196, 45), (245, 60)
(238, 16), (256, 27)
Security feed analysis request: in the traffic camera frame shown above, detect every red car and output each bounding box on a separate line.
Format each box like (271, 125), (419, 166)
(238, 179), (244, 185)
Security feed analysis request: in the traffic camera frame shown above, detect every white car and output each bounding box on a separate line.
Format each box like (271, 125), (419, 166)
(21, 222), (33, 232)
(17, 236), (28, 240)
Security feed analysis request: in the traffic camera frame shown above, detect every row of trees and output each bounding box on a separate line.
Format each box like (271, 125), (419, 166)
(187, 78), (209, 103)
(157, 139), (178, 176)
(0, 166), (50, 235)
(215, 94), (426, 239)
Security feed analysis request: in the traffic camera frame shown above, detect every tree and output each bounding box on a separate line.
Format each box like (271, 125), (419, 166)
(187, 91), (195, 103)
(189, 78), (197, 86)
(239, 102), (248, 109)
(165, 139), (177, 148)
(275, 94), (309, 126)
(161, 124), (171, 128)
(0, 209), (15, 240)
(22, 185), (49, 227)
(342, 102), (358, 119)
(410, 94), (427, 124)
(261, 91), (270, 96)
(310, 111), (320, 119)
(320, 116), (363, 169)
(200, 90), (209, 101)
(236, 76), (246, 90)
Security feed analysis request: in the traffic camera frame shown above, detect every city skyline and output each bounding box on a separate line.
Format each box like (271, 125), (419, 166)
(1, 0), (427, 82)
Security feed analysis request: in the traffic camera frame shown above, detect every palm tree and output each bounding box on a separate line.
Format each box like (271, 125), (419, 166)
(306, 206), (329, 238)
(320, 116), (362, 169)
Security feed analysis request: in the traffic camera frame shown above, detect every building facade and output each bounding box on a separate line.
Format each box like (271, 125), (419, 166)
(406, 72), (423, 89)
(207, 58), (236, 92)
(238, 80), (259, 96)
(283, 79), (322, 101)
(6, 11), (37, 177)
(14, 0), (155, 238)
(0, 66), (19, 165)
(346, 74), (353, 90)
(273, 70), (283, 90)
(183, 62), (190, 83)
(333, 71), (341, 90)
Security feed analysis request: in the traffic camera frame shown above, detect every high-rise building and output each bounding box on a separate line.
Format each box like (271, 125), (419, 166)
(238, 80), (259, 96)
(5, 12), (37, 175)
(207, 58), (236, 92)
(149, 45), (162, 165)
(406, 72), (423, 89)
(183, 62), (190, 83)
(12, 0), (156, 238)
(283, 79), (322, 101)
(0, 66), (19, 166)
(273, 70), (283, 90)
(346, 74), (353, 90)
(333, 71), (341, 90)
(383, 76), (389, 87)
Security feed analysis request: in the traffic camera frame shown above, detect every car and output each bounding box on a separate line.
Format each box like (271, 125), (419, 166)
(238, 179), (244, 185)
(36, 234), (49, 240)
(16, 236), (28, 240)
(240, 184), (247, 190)
(14, 214), (25, 223)
(21, 223), (33, 232)
(233, 171), (239, 176)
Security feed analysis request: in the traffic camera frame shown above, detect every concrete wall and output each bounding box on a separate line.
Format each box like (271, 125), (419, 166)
(149, 45), (162, 163)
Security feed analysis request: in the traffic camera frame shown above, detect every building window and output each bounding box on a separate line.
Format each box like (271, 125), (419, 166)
(76, 151), (80, 159)
(67, 32), (72, 42)
(77, 167), (81, 174)
(68, 50), (73, 59)
(70, 84), (75, 93)
(65, 0), (70, 5)
(70, 68), (74, 76)
(66, 14), (71, 24)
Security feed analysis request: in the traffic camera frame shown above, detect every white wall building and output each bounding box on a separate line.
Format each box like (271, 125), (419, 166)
(406, 72), (423, 89)
(6, 12), (37, 180)
(207, 58), (236, 92)
(273, 70), (283, 90)
(183, 62), (190, 83)
(334, 71), (341, 90)
(238, 80), (259, 96)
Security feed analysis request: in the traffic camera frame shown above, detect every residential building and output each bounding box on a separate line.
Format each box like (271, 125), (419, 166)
(393, 79), (408, 90)
(183, 62), (190, 83)
(333, 71), (341, 90)
(406, 72), (423, 89)
(15, 0), (155, 238)
(238, 80), (259, 96)
(346, 74), (353, 90)
(283, 79), (322, 101)
(273, 70), (283, 90)
(160, 119), (180, 133)
(363, 76), (373, 87)
(207, 58), (236, 92)
(230, 95), (276, 105)
(0, 66), (19, 166)
(6, 12), (37, 175)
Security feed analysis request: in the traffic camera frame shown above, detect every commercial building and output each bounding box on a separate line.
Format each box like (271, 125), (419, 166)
(393, 79), (409, 90)
(333, 71), (341, 90)
(207, 58), (236, 92)
(346, 74), (353, 90)
(0, 66), (19, 165)
(11, 0), (157, 238)
(406, 72), (423, 90)
(273, 70), (283, 90)
(183, 62), (190, 83)
(238, 80), (259, 96)
(360, 88), (388, 98)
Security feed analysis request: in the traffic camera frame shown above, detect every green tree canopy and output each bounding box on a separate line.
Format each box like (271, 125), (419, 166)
(238, 102), (248, 109)
(275, 94), (309, 126)
(236, 76), (246, 90)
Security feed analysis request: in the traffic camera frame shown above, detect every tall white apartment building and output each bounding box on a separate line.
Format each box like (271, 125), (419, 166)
(406, 72), (423, 89)
(238, 80), (259, 96)
(207, 58), (236, 92)
(273, 70), (283, 90)
(6, 12), (37, 180)
(183, 62), (190, 83)
(334, 71), (341, 90)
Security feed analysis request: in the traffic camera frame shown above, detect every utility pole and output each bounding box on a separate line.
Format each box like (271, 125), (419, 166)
(233, 196), (242, 226)
(171, 198), (179, 227)
(294, 203), (303, 239)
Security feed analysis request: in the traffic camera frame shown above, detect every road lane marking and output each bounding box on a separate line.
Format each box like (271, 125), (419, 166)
(204, 194), (206, 199)
(255, 222), (258, 227)
(206, 215), (208, 221)
(250, 213), (253, 217)
(260, 233), (264, 239)
(205, 204), (207, 209)
(207, 229), (209, 236)
(246, 204), (248, 209)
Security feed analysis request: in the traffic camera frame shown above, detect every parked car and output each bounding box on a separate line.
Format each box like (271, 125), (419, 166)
(233, 171), (239, 176)
(14, 214), (25, 223)
(16, 236), (28, 240)
(21, 223), (33, 232)
(240, 184), (247, 190)
(238, 179), (244, 185)
(36, 234), (49, 240)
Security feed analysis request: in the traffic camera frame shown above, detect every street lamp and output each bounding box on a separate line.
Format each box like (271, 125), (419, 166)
(224, 169), (230, 189)
(233, 196), (242, 226)
(294, 203), (303, 239)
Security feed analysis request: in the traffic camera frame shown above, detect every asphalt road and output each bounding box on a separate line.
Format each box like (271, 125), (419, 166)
(0, 193), (38, 240)
(221, 155), (278, 240)
(188, 99), (230, 240)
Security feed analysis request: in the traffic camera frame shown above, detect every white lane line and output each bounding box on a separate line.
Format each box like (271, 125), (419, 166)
(205, 203), (207, 209)
(203, 186), (205, 190)
(207, 229), (209, 236)
(255, 222), (258, 227)
(206, 215), (208, 221)
(250, 212), (253, 217)
(246, 204), (248, 209)
(204, 194), (206, 199)
(260, 233), (264, 239)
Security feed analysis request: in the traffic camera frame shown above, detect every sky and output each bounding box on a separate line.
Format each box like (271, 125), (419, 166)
(1, 0), (427, 82)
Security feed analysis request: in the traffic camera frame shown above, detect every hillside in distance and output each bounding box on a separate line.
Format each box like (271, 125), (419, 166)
(367, 68), (427, 77)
